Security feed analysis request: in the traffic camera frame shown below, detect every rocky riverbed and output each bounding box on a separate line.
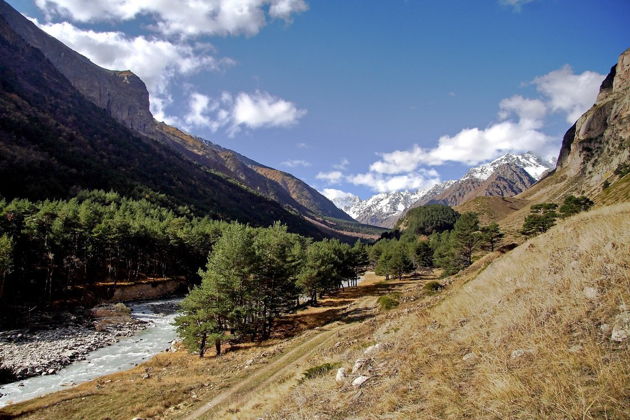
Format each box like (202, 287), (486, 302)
(0, 305), (146, 383)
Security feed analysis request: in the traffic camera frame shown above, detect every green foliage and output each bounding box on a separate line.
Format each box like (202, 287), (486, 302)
(558, 195), (593, 218)
(176, 225), (362, 353)
(377, 294), (400, 310)
(374, 240), (413, 280)
(602, 180), (611, 190)
(301, 362), (340, 381)
(411, 240), (434, 269)
(480, 222), (504, 252)
(400, 205), (460, 236)
(423, 280), (444, 294)
(450, 213), (482, 270)
(520, 203), (558, 237)
(298, 239), (356, 304)
(0, 234), (13, 299)
(0, 191), (226, 306)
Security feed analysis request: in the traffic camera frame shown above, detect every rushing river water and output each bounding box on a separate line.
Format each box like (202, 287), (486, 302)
(0, 298), (181, 408)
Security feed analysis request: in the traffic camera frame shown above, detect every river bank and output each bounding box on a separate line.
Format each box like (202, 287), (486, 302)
(0, 299), (180, 407)
(0, 304), (147, 384)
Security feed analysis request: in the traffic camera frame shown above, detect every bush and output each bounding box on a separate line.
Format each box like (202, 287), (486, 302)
(301, 362), (340, 381)
(423, 281), (444, 294)
(377, 294), (400, 310)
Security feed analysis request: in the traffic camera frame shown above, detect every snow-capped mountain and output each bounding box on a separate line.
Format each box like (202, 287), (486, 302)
(324, 181), (455, 228)
(324, 152), (553, 228)
(463, 152), (552, 181)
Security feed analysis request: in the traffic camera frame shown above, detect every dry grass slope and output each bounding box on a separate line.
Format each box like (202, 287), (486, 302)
(258, 203), (630, 419)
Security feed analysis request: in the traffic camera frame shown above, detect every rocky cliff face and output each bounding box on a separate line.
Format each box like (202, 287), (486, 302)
(517, 47), (630, 209)
(0, 1), (153, 133)
(555, 48), (630, 192)
(0, 1), (352, 223)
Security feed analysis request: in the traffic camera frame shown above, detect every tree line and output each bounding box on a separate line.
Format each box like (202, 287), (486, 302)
(0, 190), (229, 306)
(371, 206), (505, 279)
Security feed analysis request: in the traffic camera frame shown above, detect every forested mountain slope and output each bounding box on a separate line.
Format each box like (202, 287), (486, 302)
(0, 0), (353, 223)
(0, 14), (323, 237)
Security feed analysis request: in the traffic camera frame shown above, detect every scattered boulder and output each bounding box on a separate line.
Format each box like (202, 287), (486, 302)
(352, 375), (370, 388)
(352, 358), (368, 374)
(363, 343), (383, 355)
(335, 367), (347, 383)
(611, 311), (630, 342)
(583, 287), (599, 300)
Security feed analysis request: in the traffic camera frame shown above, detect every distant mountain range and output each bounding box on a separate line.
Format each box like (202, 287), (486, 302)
(326, 152), (553, 228)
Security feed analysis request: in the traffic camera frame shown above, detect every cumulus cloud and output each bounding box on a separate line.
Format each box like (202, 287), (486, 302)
(32, 19), (233, 120)
(348, 169), (441, 194)
(34, 0), (308, 38)
(281, 159), (311, 168)
(533, 65), (605, 123)
(232, 91), (307, 130)
(320, 188), (357, 202)
(315, 171), (344, 184)
(182, 90), (306, 135)
(366, 65), (604, 175)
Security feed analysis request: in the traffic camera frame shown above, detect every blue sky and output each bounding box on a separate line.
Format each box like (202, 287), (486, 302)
(10, 0), (630, 200)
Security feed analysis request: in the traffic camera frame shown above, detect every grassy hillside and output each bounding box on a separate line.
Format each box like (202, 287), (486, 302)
(250, 203), (630, 419)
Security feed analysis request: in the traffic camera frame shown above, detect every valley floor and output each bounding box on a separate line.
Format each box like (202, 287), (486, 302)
(0, 272), (425, 419)
(2, 203), (629, 419)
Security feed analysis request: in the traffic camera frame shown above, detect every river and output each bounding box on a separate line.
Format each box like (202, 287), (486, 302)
(0, 298), (181, 408)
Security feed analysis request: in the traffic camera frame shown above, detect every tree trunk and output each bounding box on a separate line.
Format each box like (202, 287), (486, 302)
(215, 338), (222, 356)
(199, 333), (207, 358)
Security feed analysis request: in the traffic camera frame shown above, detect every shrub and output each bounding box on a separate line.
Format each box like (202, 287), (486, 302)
(423, 281), (444, 294)
(377, 294), (400, 310)
(301, 362), (340, 381)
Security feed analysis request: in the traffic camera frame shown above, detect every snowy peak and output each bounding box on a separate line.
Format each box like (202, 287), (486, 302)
(464, 152), (553, 181)
(324, 152), (551, 228)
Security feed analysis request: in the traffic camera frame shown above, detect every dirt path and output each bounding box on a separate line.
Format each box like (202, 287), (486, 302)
(183, 295), (379, 419)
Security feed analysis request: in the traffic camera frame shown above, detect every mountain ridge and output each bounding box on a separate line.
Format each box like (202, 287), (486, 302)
(0, 0), (354, 224)
(327, 152), (552, 228)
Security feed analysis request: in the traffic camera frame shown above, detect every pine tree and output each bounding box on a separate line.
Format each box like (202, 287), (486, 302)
(480, 222), (504, 252)
(451, 212), (482, 269)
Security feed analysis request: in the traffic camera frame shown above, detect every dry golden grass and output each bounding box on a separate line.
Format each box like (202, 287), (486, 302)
(256, 203), (630, 420)
(0, 272), (415, 419)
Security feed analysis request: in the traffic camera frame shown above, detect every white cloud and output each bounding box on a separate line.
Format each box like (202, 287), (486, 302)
(184, 93), (214, 127)
(281, 159), (311, 168)
(296, 142), (309, 149)
(32, 19), (232, 120)
(367, 65), (603, 174)
(316, 171), (344, 184)
(320, 188), (357, 202)
(533, 65), (605, 123)
(498, 95), (546, 128)
(348, 169), (441, 194)
(34, 0), (308, 38)
(333, 158), (350, 170)
(232, 90), (307, 130)
(181, 90), (306, 135)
